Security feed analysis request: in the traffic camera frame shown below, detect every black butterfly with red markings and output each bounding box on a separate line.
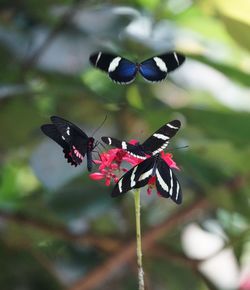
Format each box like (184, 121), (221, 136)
(41, 116), (95, 171)
(89, 51), (185, 84)
(102, 120), (181, 159)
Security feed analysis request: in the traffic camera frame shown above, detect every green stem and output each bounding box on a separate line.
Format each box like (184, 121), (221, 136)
(134, 189), (144, 290)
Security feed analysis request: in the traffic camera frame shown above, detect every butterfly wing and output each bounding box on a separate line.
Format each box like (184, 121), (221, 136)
(111, 156), (155, 197)
(142, 120), (181, 156)
(155, 158), (182, 204)
(50, 116), (89, 166)
(139, 52), (185, 82)
(101, 137), (147, 159)
(89, 52), (137, 84)
(41, 124), (78, 166)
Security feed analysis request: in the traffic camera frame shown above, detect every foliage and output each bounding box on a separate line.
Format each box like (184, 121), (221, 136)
(0, 0), (250, 289)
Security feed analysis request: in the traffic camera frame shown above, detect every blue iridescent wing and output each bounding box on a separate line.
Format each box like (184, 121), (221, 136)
(89, 52), (137, 84)
(139, 52), (185, 82)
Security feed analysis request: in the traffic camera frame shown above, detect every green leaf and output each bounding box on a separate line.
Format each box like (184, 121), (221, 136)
(212, 0), (250, 50)
(181, 108), (250, 147)
(126, 85), (143, 109)
(221, 15), (250, 51)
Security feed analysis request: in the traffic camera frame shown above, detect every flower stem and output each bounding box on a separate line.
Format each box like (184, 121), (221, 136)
(134, 188), (144, 290)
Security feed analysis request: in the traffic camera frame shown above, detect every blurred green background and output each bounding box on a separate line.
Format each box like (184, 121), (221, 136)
(0, 0), (250, 289)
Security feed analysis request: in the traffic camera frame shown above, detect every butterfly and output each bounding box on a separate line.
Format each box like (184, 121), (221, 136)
(112, 154), (182, 204)
(89, 51), (185, 84)
(103, 119), (182, 203)
(102, 120), (181, 159)
(41, 116), (95, 171)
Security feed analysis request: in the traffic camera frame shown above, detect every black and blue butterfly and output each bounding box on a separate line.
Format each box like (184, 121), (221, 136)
(89, 51), (185, 84)
(102, 120), (182, 204)
(41, 116), (95, 171)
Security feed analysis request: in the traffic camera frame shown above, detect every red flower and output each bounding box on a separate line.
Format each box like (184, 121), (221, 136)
(89, 140), (180, 196)
(160, 151), (179, 170)
(89, 148), (124, 186)
(90, 140), (143, 186)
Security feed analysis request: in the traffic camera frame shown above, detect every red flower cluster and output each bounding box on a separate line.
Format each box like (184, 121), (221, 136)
(90, 140), (179, 196)
(89, 147), (139, 185)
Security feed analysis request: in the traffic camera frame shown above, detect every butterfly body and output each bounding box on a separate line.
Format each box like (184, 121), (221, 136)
(89, 52), (185, 84)
(41, 116), (95, 171)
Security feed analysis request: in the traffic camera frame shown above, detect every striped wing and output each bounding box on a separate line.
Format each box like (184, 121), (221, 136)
(112, 157), (155, 197)
(139, 52), (185, 82)
(155, 158), (182, 204)
(89, 52), (137, 84)
(101, 137), (147, 159)
(112, 156), (182, 204)
(142, 120), (181, 155)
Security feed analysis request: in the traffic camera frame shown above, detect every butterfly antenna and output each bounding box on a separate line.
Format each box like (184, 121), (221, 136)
(91, 115), (107, 137)
(168, 145), (189, 151)
(99, 142), (107, 150)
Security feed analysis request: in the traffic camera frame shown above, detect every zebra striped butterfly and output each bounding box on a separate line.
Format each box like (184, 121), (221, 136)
(103, 119), (182, 203)
(89, 51), (185, 84)
(112, 154), (182, 204)
(102, 120), (181, 159)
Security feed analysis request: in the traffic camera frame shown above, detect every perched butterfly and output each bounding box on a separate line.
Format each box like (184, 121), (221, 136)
(89, 51), (185, 84)
(102, 120), (181, 159)
(41, 116), (95, 171)
(112, 154), (182, 204)
(105, 119), (182, 203)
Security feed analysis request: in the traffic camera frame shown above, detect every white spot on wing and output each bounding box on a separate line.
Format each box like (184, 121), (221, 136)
(122, 141), (127, 150)
(167, 123), (179, 129)
(128, 151), (147, 159)
(108, 57), (121, 72)
(173, 52), (179, 65)
(169, 168), (173, 196)
(156, 169), (169, 193)
(130, 166), (138, 187)
(108, 137), (112, 145)
(152, 142), (169, 155)
(62, 136), (65, 140)
(153, 133), (169, 140)
(66, 126), (70, 135)
(95, 52), (102, 66)
(138, 168), (153, 181)
(118, 179), (123, 193)
(175, 182), (180, 201)
(153, 57), (168, 72)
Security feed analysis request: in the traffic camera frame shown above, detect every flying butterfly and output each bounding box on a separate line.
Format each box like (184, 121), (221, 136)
(41, 116), (95, 171)
(102, 120), (181, 159)
(89, 51), (185, 84)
